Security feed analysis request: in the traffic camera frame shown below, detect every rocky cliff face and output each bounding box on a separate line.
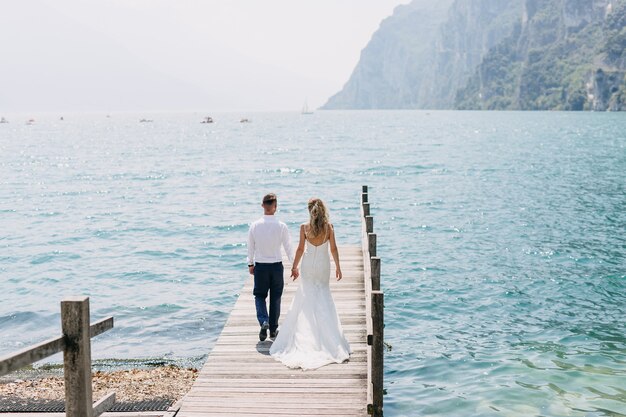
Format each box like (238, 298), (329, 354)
(323, 0), (626, 111)
(323, 0), (454, 109)
(323, 0), (520, 109)
(420, 0), (523, 108)
(593, 0), (626, 110)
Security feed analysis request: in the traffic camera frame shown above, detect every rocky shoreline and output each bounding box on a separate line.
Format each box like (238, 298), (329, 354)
(0, 366), (198, 403)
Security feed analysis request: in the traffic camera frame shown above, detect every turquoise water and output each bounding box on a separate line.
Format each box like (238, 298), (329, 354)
(1, 111), (624, 416)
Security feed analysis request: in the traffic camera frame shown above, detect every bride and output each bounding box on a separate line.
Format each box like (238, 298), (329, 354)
(269, 198), (351, 370)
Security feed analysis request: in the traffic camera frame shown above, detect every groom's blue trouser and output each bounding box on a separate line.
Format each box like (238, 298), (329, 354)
(253, 262), (284, 332)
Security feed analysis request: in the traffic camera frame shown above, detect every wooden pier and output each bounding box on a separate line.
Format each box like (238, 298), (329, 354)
(177, 187), (384, 417)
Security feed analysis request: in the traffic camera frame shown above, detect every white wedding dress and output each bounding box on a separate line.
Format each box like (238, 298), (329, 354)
(269, 239), (351, 370)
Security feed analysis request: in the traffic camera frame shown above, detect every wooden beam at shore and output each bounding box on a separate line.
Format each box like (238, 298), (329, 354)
(0, 336), (65, 377)
(0, 314), (113, 377)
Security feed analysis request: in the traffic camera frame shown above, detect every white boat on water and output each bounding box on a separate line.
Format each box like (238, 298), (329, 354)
(0, 117), (8, 123)
(301, 99), (314, 115)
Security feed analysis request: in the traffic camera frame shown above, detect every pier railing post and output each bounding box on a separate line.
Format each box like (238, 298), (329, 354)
(370, 257), (381, 291)
(361, 186), (384, 416)
(371, 291), (384, 417)
(368, 233), (377, 257)
(62, 297), (94, 417)
(365, 215), (373, 234)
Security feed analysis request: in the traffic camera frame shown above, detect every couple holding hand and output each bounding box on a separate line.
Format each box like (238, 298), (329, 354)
(246, 193), (350, 370)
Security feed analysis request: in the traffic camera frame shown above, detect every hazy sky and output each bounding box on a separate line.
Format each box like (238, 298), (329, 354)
(1, 0), (410, 113)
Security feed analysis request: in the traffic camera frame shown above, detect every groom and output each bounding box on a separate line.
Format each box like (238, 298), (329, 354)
(247, 193), (294, 341)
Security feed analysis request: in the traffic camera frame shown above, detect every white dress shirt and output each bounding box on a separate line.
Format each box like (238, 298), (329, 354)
(247, 215), (294, 264)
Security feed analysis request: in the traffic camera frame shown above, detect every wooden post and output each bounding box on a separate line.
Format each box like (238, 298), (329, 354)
(371, 257), (380, 291)
(368, 233), (377, 258)
(363, 202), (370, 217)
(371, 291), (384, 417)
(365, 215), (373, 234)
(362, 192), (368, 204)
(62, 297), (94, 417)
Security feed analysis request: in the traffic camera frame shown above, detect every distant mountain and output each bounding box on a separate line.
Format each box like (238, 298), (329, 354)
(323, 0), (626, 111)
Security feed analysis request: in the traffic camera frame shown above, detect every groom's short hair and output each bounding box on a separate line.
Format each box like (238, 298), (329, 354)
(262, 193), (277, 206)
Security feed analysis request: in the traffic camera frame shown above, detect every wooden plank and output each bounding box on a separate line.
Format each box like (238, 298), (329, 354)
(182, 398), (367, 405)
(190, 381), (367, 388)
(177, 412), (366, 417)
(185, 395), (367, 400)
(181, 407), (367, 415)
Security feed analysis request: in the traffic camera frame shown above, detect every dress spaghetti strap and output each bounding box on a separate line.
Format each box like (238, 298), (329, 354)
(304, 224), (330, 246)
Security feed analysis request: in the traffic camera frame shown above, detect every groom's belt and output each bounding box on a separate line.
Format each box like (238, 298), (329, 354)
(254, 261), (283, 265)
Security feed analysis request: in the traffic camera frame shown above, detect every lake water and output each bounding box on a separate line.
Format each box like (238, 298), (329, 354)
(0, 111), (624, 416)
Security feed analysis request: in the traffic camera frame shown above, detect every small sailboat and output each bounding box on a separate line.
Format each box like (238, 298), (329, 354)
(0, 117), (8, 123)
(301, 99), (314, 115)
(201, 116), (213, 124)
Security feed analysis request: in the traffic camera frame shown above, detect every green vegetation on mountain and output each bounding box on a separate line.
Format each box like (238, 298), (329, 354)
(457, 0), (626, 110)
(324, 0), (626, 111)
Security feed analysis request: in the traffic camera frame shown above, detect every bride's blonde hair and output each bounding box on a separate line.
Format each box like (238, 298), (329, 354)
(307, 198), (329, 238)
